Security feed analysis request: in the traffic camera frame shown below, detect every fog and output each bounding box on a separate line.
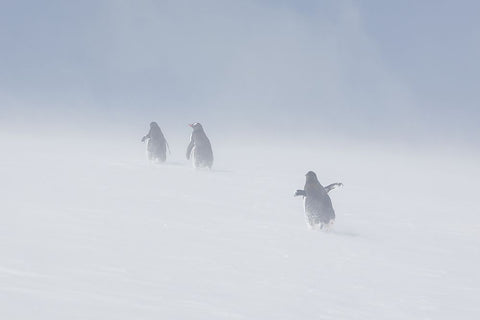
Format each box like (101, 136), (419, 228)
(1, 1), (479, 319)
(1, 0), (479, 143)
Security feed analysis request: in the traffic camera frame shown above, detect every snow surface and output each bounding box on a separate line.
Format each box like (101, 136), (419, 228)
(1, 133), (479, 319)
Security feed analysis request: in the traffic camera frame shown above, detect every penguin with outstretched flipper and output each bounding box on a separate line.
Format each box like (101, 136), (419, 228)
(294, 171), (342, 230)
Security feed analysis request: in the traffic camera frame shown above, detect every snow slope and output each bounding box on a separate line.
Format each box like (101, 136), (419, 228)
(1, 133), (479, 319)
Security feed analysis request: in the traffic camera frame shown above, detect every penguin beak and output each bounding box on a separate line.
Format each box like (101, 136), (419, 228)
(188, 123), (193, 127)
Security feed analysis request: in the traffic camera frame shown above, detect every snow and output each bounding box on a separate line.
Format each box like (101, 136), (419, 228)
(1, 133), (479, 319)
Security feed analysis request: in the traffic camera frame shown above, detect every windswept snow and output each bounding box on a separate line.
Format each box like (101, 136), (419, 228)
(1, 133), (479, 319)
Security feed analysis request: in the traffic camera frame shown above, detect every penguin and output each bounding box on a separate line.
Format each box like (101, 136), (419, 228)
(141, 122), (170, 162)
(294, 171), (342, 230)
(186, 122), (213, 169)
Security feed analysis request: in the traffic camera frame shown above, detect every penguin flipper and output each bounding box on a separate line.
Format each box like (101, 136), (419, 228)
(294, 190), (306, 197)
(165, 139), (171, 155)
(186, 140), (194, 160)
(324, 183), (343, 193)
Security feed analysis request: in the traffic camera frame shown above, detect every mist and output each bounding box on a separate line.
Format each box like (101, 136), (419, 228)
(1, 0), (478, 144)
(1, 1), (480, 319)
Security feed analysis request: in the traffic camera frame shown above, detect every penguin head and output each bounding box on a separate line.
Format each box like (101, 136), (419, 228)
(305, 171), (318, 182)
(189, 122), (203, 131)
(150, 122), (159, 129)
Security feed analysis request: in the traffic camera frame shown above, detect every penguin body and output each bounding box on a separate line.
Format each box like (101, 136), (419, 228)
(294, 171), (341, 229)
(186, 123), (213, 168)
(142, 122), (168, 162)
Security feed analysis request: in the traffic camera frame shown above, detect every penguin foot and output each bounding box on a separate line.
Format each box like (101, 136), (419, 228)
(307, 223), (322, 231)
(322, 220), (335, 232)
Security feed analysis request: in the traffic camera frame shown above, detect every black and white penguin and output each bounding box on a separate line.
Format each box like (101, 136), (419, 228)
(294, 171), (342, 230)
(141, 122), (169, 162)
(186, 122), (213, 169)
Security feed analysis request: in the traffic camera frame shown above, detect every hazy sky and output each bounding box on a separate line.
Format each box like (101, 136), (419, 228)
(0, 0), (478, 143)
